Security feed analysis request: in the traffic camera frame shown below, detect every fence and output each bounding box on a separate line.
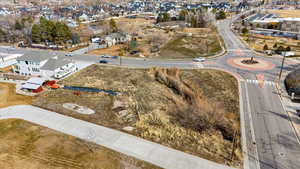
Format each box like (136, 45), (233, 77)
(63, 86), (118, 96)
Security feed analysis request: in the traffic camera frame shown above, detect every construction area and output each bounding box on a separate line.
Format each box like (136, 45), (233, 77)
(33, 64), (242, 168)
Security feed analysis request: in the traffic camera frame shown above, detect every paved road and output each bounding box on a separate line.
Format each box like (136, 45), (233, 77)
(241, 80), (300, 169)
(0, 105), (235, 169)
(215, 18), (300, 169)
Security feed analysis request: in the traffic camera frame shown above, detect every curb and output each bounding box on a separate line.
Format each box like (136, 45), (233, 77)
(275, 73), (300, 146)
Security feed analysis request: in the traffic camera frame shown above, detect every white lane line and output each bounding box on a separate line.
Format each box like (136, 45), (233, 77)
(245, 82), (261, 169)
(239, 81), (250, 169)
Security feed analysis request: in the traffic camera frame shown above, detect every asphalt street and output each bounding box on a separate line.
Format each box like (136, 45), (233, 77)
(215, 19), (300, 169)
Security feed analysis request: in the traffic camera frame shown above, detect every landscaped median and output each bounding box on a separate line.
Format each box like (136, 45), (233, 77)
(33, 64), (242, 168)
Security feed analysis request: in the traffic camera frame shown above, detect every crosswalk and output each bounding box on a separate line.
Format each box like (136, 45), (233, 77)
(192, 63), (204, 68)
(246, 79), (276, 87)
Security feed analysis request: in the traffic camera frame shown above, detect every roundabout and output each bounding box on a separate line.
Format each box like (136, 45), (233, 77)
(227, 57), (275, 71)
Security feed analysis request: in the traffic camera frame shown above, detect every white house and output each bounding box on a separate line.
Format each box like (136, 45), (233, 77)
(0, 53), (23, 68)
(40, 57), (77, 79)
(14, 51), (77, 79)
(105, 33), (132, 47)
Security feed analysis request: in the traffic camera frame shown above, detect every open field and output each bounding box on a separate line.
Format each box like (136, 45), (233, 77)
(88, 18), (222, 59)
(88, 44), (125, 56)
(268, 10), (300, 18)
(159, 28), (222, 58)
(34, 65), (242, 168)
(0, 119), (160, 169)
(0, 82), (32, 108)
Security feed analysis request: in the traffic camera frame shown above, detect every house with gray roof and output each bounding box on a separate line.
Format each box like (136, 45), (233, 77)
(41, 57), (77, 79)
(14, 51), (77, 79)
(105, 32), (132, 47)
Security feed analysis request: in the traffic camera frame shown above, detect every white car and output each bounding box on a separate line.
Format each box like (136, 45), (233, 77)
(193, 57), (206, 62)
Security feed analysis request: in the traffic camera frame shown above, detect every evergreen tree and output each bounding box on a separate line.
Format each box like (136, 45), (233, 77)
(216, 10), (226, 20)
(263, 44), (269, 51)
(14, 20), (24, 30)
(53, 22), (72, 44)
(0, 28), (6, 41)
(179, 10), (188, 21)
(162, 13), (171, 22)
(241, 27), (249, 34)
(109, 19), (118, 32)
(31, 24), (41, 43)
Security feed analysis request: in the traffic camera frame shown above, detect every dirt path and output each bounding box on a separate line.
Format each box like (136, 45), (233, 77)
(0, 83), (32, 108)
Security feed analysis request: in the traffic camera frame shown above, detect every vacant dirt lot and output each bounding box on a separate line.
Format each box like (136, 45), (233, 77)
(159, 28), (222, 58)
(0, 119), (160, 169)
(0, 82), (32, 108)
(34, 65), (242, 168)
(88, 44), (125, 56)
(268, 10), (300, 18)
(88, 18), (222, 59)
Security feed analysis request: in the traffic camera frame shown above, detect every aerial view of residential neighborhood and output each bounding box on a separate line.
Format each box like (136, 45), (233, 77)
(1, 0), (300, 168)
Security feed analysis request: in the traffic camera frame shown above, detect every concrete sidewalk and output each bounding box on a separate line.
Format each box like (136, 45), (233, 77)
(0, 105), (236, 169)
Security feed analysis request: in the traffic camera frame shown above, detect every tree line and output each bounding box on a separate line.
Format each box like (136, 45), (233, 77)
(31, 17), (72, 45)
(156, 8), (226, 28)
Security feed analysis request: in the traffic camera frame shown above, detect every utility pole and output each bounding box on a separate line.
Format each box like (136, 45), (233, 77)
(278, 52), (286, 84)
(230, 131), (238, 162)
(119, 55), (122, 66)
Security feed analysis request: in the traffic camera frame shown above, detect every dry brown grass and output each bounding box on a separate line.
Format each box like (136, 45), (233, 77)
(0, 119), (160, 169)
(88, 44), (126, 56)
(159, 28), (222, 58)
(0, 82), (32, 108)
(243, 34), (300, 55)
(33, 65), (242, 168)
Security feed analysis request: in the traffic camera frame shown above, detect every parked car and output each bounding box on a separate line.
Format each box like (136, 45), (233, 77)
(99, 60), (108, 64)
(111, 56), (118, 59)
(130, 50), (140, 55)
(193, 57), (206, 62)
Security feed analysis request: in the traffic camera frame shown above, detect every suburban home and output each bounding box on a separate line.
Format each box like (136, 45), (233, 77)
(13, 51), (77, 79)
(0, 53), (23, 68)
(21, 77), (45, 93)
(105, 32), (132, 47)
(40, 57), (77, 79)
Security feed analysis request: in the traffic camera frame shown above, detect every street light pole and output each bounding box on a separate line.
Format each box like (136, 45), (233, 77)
(119, 55), (122, 66)
(278, 52), (286, 83)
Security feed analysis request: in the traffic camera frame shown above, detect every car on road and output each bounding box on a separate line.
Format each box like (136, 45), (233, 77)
(99, 60), (108, 64)
(193, 57), (206, 62)
(65, 53), (74, 57)
(111, 56), (118, 59)
(100, 55), (111, 58)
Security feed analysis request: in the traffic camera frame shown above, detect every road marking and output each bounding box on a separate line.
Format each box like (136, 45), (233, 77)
(192, 63), (204, 68)
(239, 81), (250, 169)
(246, 79), (275, 86)
(245, 82), (261, 169)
